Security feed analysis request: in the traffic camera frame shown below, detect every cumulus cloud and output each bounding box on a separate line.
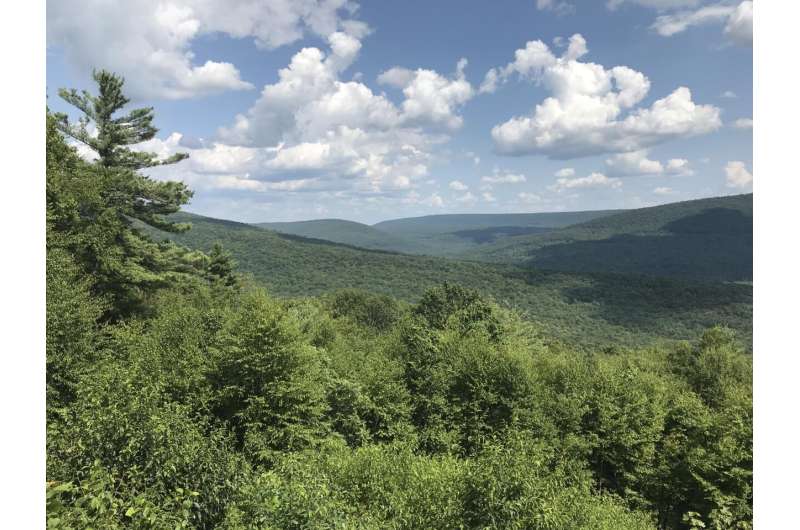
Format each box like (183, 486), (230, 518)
(725, 160), (752, 188)
(449, 180), (469, 191)
(651, 1), (752, 46)
(137, 33), (474, 201)
(482, 191), (498, 202)
(481, 170), (527, 184)
(485, 34), (720, 159)
(605, 149), (694, 177)
(549, 172), (622, 192)
(555, 167), (575, 178)
(47, 0), (369, 99)
(653, 186), (675, 195)
(732, 118), (753, 129)
(378, 58), (474, 131)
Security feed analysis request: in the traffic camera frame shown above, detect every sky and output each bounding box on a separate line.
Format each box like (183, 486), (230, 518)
(46, 0), (753, 224)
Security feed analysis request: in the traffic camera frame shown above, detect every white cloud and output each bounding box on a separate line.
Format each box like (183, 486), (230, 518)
(47, 0), (369, 99)
(456, 192), (477, 204)
(724, 1), (753, 46)
(721, 90), (738, 99)
(482, 191), (498, 202)
(725, 160), (752, 188)
(606, 150), (664, 176)
(651, 1), (752, 46)
(605, 149), (694, 177)
(206, 34), (473, 197)
(486, 34), (720, 159)
(665, 158), (694, 176)
(653, 186), (675, 195)
(426, 193), (445, 207)
(481, 170), (527, 184)
(518, 191), (543, 204)
(379, 58), (475, 131)
(555, 167), (575, 178)
(376, 67), (416, 88)
(549, 172), (622, 192)
(732, 117), (753, 129)
(449, 180), (469, 191)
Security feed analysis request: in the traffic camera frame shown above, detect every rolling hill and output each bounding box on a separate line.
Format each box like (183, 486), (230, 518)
(147, 211), (752, 350)
(467, 194), (753, 282)
(255, 219), (418, 253)
(373, 211), (620, 235)
(251, 210), (620, 257)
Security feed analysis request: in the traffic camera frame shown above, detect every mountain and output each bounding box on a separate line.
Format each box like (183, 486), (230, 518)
(374, 211), (620, 236)
(255, 219), (418, 253)
(147, 211), (752, 349)
(251, 210), (620, 257)
(468, 194), (753, 282)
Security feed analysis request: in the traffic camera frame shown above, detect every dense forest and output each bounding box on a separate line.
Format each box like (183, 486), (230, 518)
(46, 72), (752, 529)
(151, 212), (753, 350)
(466, 195), (753, 283)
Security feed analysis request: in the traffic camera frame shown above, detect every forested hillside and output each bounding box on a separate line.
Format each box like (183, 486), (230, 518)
(255, 219), (420, 253)
(374, 211), (619, 235)
(46, 72), (752, 529)
(253, 210), (618, 257)
(370, 210), (618, 256)
(153, 211), (752, 349)
(469, 194), (753, 282)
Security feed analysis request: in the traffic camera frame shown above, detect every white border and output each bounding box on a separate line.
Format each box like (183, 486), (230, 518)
(753, 1), (799, 527)
(0, 0), (45, 526)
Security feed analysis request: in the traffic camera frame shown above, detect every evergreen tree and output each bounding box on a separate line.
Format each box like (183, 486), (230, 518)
(54, 69), (188, 170)
(46, 71), (210, 316)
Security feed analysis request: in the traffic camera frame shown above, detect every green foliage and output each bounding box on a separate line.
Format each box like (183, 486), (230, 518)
(46, 244), (106, 411)
(209, 290), (330, 463)
(151, 211), (753, 350)
(462, 434), (656, 530)
(54, 69), (188, 170)
(323, 289), (402, 331)
(47, 359), (248, 528)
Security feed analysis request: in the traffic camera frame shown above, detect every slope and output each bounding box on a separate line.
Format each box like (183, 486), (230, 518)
(468, 194), (753, 282)
(255, 219), (418, 253)
(146, 212), (752, 349)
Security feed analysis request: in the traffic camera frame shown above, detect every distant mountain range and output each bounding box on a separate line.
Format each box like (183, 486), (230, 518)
(252, 194), (752, 282)
(257, 210), (619, 257)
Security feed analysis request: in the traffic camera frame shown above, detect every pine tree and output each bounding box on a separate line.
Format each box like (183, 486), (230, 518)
(47, 71), (209, 317)
(54, 69), (188, 169)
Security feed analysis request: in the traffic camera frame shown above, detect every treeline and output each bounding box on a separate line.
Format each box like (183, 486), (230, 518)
(46, 72), (751, 529)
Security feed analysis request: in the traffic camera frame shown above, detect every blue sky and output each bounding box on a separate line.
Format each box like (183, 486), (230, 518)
(46, 0), (753, 224)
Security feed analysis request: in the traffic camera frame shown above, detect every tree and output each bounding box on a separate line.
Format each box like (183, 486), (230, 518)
(207, 243), (238, 287)
(46, 71), (210, 316)
(54, 69), (188, 170)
